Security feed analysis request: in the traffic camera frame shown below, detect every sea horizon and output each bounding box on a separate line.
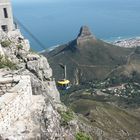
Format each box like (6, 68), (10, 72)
(12, 0), (140, 51)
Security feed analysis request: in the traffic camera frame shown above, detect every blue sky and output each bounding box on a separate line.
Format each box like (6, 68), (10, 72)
(12, 0), (88, 4)
(12, 0), (46, 4)
(12, 0), (65, 3)
(13, 0), (45, 3)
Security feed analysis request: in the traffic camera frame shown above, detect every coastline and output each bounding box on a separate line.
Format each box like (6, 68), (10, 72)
(39, 36), (140, 53)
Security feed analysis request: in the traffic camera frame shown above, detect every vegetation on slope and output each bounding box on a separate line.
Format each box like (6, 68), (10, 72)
(75, 132), (91, 140)
(0, 55), (16, 70)
(60, 85), (140, 139)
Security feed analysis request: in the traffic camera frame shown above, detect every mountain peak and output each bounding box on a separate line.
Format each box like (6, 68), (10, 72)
(76, 26), (96, 45)
(78, 26), (92, 37)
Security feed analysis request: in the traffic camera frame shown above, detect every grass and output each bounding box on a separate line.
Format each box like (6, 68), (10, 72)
(0, 55), (17, 70)
(1, 40), (11, 47)
(59, 109), (74, 126)
(70, 99), (140, 134)
(75, 132), (91, 140)
(17, 44), (23, 50)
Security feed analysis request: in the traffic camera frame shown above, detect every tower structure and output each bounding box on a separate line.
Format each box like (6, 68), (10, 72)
(0, 0), (15, 32)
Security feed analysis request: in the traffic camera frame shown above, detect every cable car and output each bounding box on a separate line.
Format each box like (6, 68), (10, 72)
(57, 79), (70, 90)
(57, 63), (71, 90)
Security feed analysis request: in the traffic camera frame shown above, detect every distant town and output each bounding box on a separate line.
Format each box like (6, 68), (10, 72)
(113, 37), (140, 48)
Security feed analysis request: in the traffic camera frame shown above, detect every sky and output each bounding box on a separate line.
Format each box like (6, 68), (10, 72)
(12, 0), (95, 4)
(12, 0), (44, 3)
(12, 0), (68, 3)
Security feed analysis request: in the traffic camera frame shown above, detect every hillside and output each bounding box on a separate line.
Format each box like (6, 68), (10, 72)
(61, 87), (140, 139)
(44, 26), (134, 85)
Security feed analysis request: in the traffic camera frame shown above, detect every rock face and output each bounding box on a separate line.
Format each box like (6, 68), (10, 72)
(78, 26), (92, 37)
(76, 26), (96, 45)
(26, 55), (52, 80)
(0, 76), (32, 132)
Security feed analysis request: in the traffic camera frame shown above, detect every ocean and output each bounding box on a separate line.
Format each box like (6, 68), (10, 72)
(12, 0), (140, 51)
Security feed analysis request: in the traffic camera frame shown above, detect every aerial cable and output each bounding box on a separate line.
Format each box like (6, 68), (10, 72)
(14, 17), (47, 51)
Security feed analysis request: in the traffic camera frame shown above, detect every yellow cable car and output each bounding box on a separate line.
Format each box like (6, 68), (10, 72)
(57, 79), (70, 90)
(57, 64), (70, 90)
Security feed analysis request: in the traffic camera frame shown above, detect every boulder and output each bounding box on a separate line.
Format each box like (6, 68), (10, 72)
(27, 55), (52, 80)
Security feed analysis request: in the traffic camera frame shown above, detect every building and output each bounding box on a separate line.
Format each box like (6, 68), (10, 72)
(0, 0), (15, 32)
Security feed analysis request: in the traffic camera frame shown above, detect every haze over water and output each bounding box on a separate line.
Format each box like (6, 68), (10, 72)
(13, 0), (140, 51)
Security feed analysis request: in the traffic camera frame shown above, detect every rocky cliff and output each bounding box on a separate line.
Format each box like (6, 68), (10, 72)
(0, 30), (90, 140)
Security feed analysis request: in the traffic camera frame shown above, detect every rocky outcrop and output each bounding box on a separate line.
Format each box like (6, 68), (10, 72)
(26, 55), (52, 80)
(76, 26), (96, 45)
(0, 76), (32, 133)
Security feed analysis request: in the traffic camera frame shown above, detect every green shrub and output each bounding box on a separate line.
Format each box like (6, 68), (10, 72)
(76, 132), (91, 140)
(59, 109), (74, 125)
(0, 55), (17, 70)
(17, 44), (23, 50)
(1, 40), (11, 47)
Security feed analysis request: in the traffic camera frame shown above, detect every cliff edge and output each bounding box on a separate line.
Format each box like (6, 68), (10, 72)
(0, 30), (88, 140)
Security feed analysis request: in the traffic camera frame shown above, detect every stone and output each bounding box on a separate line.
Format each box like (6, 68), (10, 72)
(26, 55), (52, 80)
(0, 76), (32, 132)
(27, 53), (40, 61)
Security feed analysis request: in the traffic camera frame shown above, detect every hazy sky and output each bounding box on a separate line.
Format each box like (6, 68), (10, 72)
(12, 0), (90, 4)
(12, 0), (46, 3)
(12, 0), (67, 3)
